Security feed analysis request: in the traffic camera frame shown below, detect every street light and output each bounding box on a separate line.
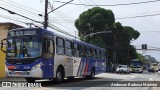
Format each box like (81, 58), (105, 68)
(83, 30), (112, 41)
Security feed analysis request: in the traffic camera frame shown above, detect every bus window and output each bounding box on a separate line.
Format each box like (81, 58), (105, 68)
(72, 43), (79, 57)
(79, 45), (83, 57)
(86, 47), (91, 58)
(44, 39), (54, 59)
(91, 49), (96, 59)
(56, 38), (64, 55)
(96, 50), (100, 60)
(65, 40), (72, 56)
(101, 51), (106, 60)
(49, 40), (54, 54)
(99, 51), (102, 60)
(79, 45), (86, 58)
(83, 46), (87, 58)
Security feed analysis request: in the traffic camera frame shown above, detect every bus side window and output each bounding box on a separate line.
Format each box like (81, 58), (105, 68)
(91, 49), (96, 59)
(79, 45), (86, 58)
(99, 51), (102, 60)
(86, 47), (91, 58)
(95, 49), (98, 60)
(97, 50), (100, 60)
(56, 38), (64, 55)
(65, 40), (72, 56)
(94, 49), (97, 60)
(79, 45), (82, 57)
(83, 46), (87, 58)
(72, 43), (79, 57)
(103, 51), (106, 60)
(44, 39), (54, 59)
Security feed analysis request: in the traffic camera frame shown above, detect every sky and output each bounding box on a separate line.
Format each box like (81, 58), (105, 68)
(0, 0), (160, 61)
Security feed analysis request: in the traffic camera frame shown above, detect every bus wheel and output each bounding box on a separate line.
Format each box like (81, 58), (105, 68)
(90, 69), (95, 79)
(56, 68), (64, 82)
(85, 68), (95, 79)
(25, 78), (35, 83)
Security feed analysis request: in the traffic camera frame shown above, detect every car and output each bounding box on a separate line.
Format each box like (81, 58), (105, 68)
(148, 68), (156, 72)
(158, 69), (160, 75)
(116, 65), (130, 74)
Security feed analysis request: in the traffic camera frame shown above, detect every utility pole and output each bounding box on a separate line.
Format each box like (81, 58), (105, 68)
(44, 0), (73, 29)
(44, 0), (48, 29)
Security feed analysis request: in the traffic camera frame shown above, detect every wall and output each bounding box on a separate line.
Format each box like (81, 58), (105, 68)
(0, 46), (6, 78)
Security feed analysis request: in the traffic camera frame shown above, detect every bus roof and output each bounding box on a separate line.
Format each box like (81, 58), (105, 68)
(8, 28), (105, 51)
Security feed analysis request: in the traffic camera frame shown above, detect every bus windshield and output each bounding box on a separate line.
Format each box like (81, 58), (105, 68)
(7, 36), (42, 58)
(130, 62), (142, 68)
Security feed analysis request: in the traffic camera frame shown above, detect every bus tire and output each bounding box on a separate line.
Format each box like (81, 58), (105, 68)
(25, 77), (35, 83)
(90, 68), (95, 79)
(56, 67), (64, 82)
(86, 68), (95, 79)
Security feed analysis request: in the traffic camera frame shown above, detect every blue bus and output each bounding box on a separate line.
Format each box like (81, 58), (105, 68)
(1, 28), (106, 83)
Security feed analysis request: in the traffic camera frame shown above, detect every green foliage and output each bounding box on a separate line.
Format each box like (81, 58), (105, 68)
(75, 7), (140, 64)
(75, 7), (115, 40)
(123, 26), (140, 41)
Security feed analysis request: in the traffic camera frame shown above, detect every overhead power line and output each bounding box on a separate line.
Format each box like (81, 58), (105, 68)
(0, 14), (28, 23)
(116, 13), (160, 20)
(0, 6), (43, 24)
(54, 0), (160, 6)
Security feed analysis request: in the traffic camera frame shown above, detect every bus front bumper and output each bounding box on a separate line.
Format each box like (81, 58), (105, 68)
(6, 67), (43, 78)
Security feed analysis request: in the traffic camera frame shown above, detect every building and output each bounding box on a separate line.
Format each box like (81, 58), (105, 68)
(0, 22), (24, 78)
(0, 22), (24, 42)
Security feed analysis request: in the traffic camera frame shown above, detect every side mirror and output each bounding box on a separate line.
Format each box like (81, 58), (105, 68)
(1, 39), (6, 53)
(1, 42), (3, 48)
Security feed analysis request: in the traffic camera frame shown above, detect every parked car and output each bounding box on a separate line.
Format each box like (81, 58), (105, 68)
(158, 69), (160, 75)
(116, 65), (130, 74)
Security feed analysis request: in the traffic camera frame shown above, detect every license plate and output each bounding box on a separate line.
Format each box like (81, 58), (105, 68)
(15, 72), (22, 75)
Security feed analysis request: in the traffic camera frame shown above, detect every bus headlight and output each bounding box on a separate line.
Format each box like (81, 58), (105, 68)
(31, 63), (42, 70)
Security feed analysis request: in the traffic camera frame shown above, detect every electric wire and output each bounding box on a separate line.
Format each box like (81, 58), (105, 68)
(53, 0), (160, 6)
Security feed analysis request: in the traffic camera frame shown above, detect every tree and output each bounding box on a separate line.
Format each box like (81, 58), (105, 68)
(123, 26), (140, 41)
(75, 7), (115, 42)
(75, 7), (140, 65)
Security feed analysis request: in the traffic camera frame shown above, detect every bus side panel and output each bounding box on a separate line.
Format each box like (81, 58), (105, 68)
(77, 58), (85, 76)
(76, 58), (97, 76)
(73, 57), (81, 76)
(97, 60), (106, 74)
(53, 55), (64, 77)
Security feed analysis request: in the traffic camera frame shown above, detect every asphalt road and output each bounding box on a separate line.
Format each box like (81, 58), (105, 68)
(0, 71), (160, 90)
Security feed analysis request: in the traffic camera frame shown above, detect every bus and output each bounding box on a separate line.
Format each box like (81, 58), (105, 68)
(1, 28), (106, 83)
(130, 59), (143, 73)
